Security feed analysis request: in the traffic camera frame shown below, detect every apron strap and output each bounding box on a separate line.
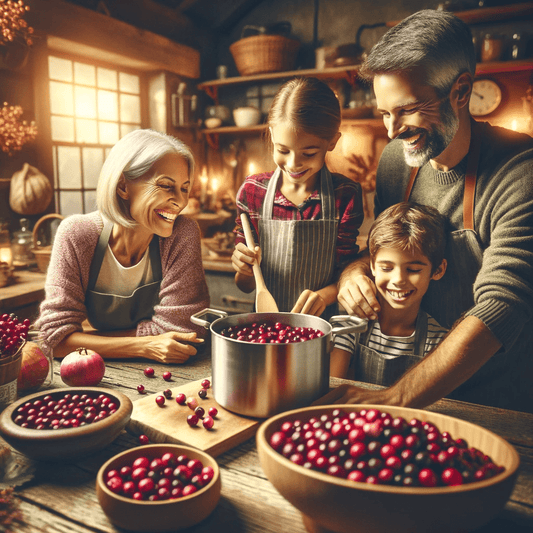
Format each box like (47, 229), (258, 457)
(404, 120), (484, 232)
(87, 221), (113, 291)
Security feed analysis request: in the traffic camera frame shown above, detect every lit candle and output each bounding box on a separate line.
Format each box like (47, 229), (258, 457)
(0, 246), (12, 268)
(248, 162), (256, 176)
(199, 167), (208, 207)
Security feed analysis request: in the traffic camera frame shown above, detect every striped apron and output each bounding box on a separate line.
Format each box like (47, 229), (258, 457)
(85, 221), (162, 331)
(405, 121), (485, 329)
(355, 311), (428, 386)
(259, 166), (338, 316)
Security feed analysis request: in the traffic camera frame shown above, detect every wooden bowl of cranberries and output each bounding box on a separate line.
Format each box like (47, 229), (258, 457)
(0, 387), (133, 461)
(256, 404), (520, 533)
(96, 444), (221, 532)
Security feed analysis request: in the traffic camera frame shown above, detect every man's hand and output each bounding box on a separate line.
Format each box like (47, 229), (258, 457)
(338, 273), (380, 320)
(313, 384), (392, 405)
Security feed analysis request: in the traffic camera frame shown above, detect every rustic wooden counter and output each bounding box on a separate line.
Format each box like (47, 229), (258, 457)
(1, 346), (532, 533)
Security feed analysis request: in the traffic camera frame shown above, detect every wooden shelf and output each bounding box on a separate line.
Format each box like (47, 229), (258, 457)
(475, 59), (533, 75)
(387, 2), (533, 27)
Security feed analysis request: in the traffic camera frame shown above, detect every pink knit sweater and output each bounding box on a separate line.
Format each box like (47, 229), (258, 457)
(36, 212), (210, 354)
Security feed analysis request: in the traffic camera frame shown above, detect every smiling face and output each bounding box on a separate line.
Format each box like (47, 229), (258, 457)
(270, 123), (340, 191)
(371, 247), (446, 313)
(119, 152), (190, 238)
(374, 71), (459, 167)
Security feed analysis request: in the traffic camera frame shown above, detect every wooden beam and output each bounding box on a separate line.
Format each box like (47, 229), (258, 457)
(26, 0), (200, 78)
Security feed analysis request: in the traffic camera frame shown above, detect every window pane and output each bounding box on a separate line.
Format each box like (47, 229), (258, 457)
(82, 147), (104, 188)
(99, 122), (119, 145)
(51, 116), (75, 142)
(98, 90), (118, 121)
(97, 67), (117, 90)
(120, 123), (140, 138)
(50, 81), (74, 115)
(75, 86), (97, 118)
(49, 56), (72, 82)
(84, 190), (97, 212)
(120, 93), (141, 123)
(59, 191), (83, 216)
(76, 118), (98, 144)
(57, 146), (82, 188)
(119, 72), (140, 94)
(74, 62), (96, 86)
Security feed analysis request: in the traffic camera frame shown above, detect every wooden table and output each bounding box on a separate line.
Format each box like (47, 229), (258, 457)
(1, 345), (532, 533)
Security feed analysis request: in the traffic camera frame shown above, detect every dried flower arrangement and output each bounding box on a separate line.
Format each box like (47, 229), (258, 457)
(0, 102), (37, 155)
(0, 0), (33, 47)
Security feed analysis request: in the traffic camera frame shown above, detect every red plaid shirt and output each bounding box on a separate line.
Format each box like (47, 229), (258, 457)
(234, 170), (364, 278)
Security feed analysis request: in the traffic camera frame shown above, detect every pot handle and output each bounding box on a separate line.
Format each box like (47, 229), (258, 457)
(190, 308), (228, 329)
(329, 315), (368, 337)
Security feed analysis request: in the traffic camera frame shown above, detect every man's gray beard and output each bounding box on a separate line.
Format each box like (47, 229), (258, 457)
(403, 98), (459, 167)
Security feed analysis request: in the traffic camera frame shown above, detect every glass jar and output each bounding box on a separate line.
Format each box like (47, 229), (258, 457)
(0, 221), (12, 268)
(11, 218), (34, 269)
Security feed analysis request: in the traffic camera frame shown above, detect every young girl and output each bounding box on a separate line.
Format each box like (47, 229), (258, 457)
(232, 77), (364, 317)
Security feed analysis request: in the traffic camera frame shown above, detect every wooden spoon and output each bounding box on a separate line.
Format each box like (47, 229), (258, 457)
(240, 213), (279, 313)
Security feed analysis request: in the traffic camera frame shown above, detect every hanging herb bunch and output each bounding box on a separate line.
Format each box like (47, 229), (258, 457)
(0, 0), (33, 47)
(0, 102), (37, 155)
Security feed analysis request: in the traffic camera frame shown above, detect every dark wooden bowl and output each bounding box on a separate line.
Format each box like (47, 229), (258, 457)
(96, 444), (221, 532)
(0, 387), (132, 461)
(257, 404), (520, 533)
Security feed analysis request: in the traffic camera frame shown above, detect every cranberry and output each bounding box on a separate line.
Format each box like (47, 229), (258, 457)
(203, 415), (214, 430)
(208, 407), (218, 418)
(163, 371), (172, 381)
(198, 388), (208, 399)
(106, 476), (123, 493)
(155, 395), (165, 407)
(442, 467), (463, 486)
(163, 389), (172, 399)
(175, 393), (186, 405)
(144, 367), (155, 378)
(195, 406), (205, 419)
(139, 435), (149, 445)
(186, 397), (198, 410)
(201, 379), (211, 389)
(418, 468), (438, 487)
(187, 414), (199, 427)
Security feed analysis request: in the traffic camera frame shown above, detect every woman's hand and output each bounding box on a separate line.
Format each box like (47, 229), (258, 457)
(291, 289), (326, 316)
(231, 242), (261, 277)
(141, 331), (203, 364)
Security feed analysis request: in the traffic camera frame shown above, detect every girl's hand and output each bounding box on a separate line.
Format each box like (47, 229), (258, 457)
(291, 289), (326, 317)
(141, 331), (203, 364)
(231, 242), (261, 276)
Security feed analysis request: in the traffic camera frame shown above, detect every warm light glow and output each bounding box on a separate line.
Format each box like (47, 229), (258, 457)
(211, 177), (220, 194)
(199, 167), (208, 206)
(0, 246), (13, 267)
(511, 120), (518, 131)
(248, 162), (256, 175)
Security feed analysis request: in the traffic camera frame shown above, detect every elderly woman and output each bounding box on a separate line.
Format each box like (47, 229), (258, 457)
(36, 129), (209, 363)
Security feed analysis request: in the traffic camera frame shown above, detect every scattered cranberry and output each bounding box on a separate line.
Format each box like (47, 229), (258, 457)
(268, 408), (505, 488)
(137, 385), (146, 394)
(208, 407), (218, 418)
(163, 389), (172, 399)
(144, 367), (155, 378)
(163, 371), (172, 381)
(139, 435), (149, 444)
(186, 397), (198, 410)
(201, 379), (211, 389)
(195, 406), (205, 419)
(198, 388), (208, 399)
(187, 414), (199, 427)
(175, 393), (186, 405)
(220, 321), (324, 344)
(155, 395), (165, 407)
(203, 416), (214, 430)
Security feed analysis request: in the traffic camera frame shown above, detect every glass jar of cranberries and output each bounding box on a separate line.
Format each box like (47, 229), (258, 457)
(269, 408), (505, 488)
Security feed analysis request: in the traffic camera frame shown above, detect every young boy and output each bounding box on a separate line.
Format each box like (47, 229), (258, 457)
(330, 202), (449, 386)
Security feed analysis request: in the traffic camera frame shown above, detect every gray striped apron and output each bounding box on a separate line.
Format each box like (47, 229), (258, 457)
(85, 221), (162, 331)
(355, 311), (428, 386)
(259, 166), (338, 316)
(405, 120), (485, 329)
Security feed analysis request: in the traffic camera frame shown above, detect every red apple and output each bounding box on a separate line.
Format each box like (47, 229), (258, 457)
(18, 341), (50, 392)
(60, 347), (105, 386)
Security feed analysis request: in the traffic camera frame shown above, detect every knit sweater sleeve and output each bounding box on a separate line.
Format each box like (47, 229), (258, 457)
(464, 145), (533, 350)
(136, 216), (210, 338)
(35, 213), (102, 355)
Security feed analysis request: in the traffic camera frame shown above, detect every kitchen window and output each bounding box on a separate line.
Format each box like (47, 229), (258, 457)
(47, 55), (143, 216)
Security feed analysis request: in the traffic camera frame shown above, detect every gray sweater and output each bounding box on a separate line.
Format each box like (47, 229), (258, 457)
(375, 121), (533, 412)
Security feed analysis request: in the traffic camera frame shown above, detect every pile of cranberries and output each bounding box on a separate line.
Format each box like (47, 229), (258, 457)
(0, 313), (30, 358)
(220, 322), (324, 344)
(104, 451), (215, 501)
(12, 391), (119, 430)
(269, 408), (504, 488)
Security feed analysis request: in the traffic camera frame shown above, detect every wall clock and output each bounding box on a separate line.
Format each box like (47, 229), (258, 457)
(469, 79), (502, 116)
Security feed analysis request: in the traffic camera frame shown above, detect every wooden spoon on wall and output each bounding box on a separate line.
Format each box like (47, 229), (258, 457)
(240, 213), (279, 313)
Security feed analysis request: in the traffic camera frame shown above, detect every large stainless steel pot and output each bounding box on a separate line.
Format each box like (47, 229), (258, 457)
(191, 309), (367, 418)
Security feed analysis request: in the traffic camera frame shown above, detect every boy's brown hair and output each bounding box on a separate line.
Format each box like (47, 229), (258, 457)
(368, 202), (447, 273)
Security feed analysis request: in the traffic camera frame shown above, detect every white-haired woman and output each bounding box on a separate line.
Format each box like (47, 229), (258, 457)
(36, 129), (209, 363)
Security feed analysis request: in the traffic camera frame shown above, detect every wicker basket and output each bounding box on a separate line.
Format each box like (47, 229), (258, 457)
(230, 34), (301, 76)
(32, 213), (64, 274)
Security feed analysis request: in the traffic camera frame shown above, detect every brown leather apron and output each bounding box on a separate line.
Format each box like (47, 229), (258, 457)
(404, 121), (485, 329)
(85, 222), (162, 331)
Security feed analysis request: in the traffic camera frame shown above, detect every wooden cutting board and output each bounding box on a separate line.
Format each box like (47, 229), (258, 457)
(126, 377), (262, 457)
